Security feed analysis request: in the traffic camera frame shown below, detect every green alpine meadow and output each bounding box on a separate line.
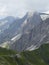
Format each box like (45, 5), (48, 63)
(0, 44), (49, 65)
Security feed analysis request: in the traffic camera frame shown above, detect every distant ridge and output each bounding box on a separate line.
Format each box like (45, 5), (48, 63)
(39, 13), (49, 15)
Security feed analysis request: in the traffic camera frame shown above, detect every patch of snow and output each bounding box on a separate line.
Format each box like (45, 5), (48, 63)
(21, 20), (27, 27)
(41, 15), (48, 20)
(39, 35), (47, 43)
(0, 41), (10, 48)
(26, 45), (36, 51)
(11, 34), (22, 42)
(41, 11), (49, 20)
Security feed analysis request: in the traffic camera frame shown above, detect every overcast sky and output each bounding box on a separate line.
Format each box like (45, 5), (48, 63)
(0, 0), (49, 18)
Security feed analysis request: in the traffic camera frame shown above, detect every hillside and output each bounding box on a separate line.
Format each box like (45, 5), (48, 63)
(1, 11), (49, 52)
(9, 12), (49, 52)
(0, 44), (49, 65)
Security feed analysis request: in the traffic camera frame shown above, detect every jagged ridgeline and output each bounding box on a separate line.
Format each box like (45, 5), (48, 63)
(1, 11), (49, 52)
(0, 44), (49, 65)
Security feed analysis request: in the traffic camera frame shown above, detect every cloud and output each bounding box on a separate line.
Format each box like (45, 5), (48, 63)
(0, 0), (26, 17)
(0, 4), (8, 18)
(0, 6), (7, 16)
(25, 0), (49, 12)
(0, 0), (49, 17)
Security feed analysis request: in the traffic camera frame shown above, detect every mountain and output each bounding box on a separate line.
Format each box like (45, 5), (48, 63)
(1, 11), (49, 52)
(20, 11), (42, 33)
(8, 11), (49, 52)
(0, 44), (49, 65)
(0, 11), (42, 44)
(9, 11), (43, 52)
(0, 16), (15, 32)
(0, 11), (49, 65)
(0, 16), (16, 43)
(0, 13), (27, 43)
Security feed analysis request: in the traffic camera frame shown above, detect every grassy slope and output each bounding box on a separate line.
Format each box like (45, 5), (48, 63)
(0, 44), (49, 65)
(0, 47), (17, 65)
(20, 44), (49, 65)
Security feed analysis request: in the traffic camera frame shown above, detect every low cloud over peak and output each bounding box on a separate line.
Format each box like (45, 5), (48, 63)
(0, 0), (49, 18)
